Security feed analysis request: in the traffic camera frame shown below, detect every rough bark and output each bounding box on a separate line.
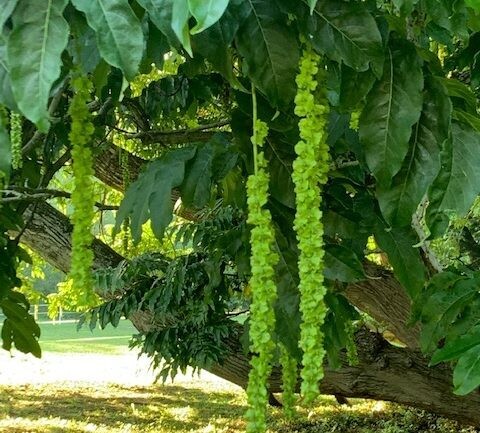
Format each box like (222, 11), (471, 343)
(212, 329), (480, 426)
(20, 202), (123, 274)
(17, 201), (480, 426)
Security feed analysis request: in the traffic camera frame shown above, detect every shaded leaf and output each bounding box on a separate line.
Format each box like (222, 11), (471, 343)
(0, 36), (16, 110)
(115, 147), (196, 243)
(0, 294), (41, 358)
(137, 0), (180, 46)
(453, 345), (480, 395)
(236, 0), (300, 106)
(0, 105), (11, 179)
(360, 40), (424, 187)
(192, 0), (249, 89)
(0, 0), (17, 30)
(71, 0), (144, 80)
(308, 0), (384, 76)
(439, 77), (477, 112)
(7, 0), (69, 131)
(181, 144), (215, 208)
(426, 123), (480, 237)
(374, 225), (426, 298)
(171, 0), (192, 57)
(273, 227), (301, 356)
(420, 275), (478, 352)
(431, 325), (480, 365)
(377, 76), (451, 226)
(324, 244), (365, 283)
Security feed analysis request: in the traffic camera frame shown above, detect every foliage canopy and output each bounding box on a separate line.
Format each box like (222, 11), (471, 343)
(2, 0), (480, 428)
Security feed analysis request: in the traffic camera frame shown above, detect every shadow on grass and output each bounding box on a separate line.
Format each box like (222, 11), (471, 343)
(0, 384), (246, 433)
(1, 384), (479, 433)
(272, 397), (480, 433)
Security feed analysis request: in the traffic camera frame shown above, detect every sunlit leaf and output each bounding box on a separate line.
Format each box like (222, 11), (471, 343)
(7, 0), (69, 131)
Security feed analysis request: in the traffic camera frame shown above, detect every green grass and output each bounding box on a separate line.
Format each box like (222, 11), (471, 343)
(0, 383), (478, 433)
(38, 320), (136, 354)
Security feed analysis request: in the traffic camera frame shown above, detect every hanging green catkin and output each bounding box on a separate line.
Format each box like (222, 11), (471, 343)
(0, 107), (7, 195)
(292, 45), (330, 404)
(120, 149), (131, 255)
(10, 112), (22, 170)
(69, 75), (97, 306)
(349, 109), (361, 131)
(245, 87), (278, 433)
(280, 344), (298, 419)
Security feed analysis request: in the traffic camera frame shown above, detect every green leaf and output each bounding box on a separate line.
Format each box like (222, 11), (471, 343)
(307, 0), (384, 76)
(0, 36), (16, 110)
(377, 76), (451, 226)
(439, 77), (477, 112)
(7, 0), (69, 132)
(420, 274), (478, 352)
(192, 0), (249, 89)
(137, 0), (180, 47)
(453, 345), (480, 395)
(307, 0), (318, 14)
(374, 225), (426, 298)
(114, 147), (196, 243)
(431, 325), (480, 366)
(171, 0), (193, 57)
(466, 0), (480, 10)
(181, 134), (237, 208)
(426, 0), (468, 40)
(0, 0), (17, 29)
(324, 244), (365, 283)
(426, 123), (480, 237)
(236, 0), (300, 107)
(0, 104), (11, 180)
(0, 296), (41, 358)
(339, 66), (376, 110)
(181, 144), (215, 209)
(360, 40), (424, 187)
(188, 0), (229, 34)
(71, 0), (144, 80)
(273, 227), (301, 357)
(454, 108), (480, 132)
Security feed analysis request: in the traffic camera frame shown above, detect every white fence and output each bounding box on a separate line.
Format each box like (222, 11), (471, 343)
(0, 304), (81, 323)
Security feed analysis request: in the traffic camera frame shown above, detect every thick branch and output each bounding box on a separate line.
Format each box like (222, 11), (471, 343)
(16, 201), (480, 426)
(19, 202), (122, 274)
(212, 328), (480, 426)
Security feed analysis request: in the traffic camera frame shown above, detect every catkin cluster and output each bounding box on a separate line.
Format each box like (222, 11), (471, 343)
(292, 46), (330, 404)
(69, 75), (97, 306)
(10, 112), (22, 170)
(245, 118), (278, 433)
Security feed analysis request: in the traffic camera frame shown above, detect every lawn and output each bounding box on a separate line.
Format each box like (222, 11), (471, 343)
(1, 321), (478, 432)
(38, 320), (136, 354)
(0, 382), (478, 433)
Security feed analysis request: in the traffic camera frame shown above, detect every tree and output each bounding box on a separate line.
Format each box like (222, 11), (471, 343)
(2, 0), (480, 429)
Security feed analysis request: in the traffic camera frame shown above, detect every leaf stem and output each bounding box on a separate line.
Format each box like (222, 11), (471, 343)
(251, 84), (258, 175)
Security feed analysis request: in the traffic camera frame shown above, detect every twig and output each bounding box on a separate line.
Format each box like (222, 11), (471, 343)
(2, 187), (119, 211)
(40, 149), (72, 187)
(115, 120), (230, 145)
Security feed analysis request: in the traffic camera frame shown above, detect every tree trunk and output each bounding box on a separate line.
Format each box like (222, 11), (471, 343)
(17, 201), (480, 426)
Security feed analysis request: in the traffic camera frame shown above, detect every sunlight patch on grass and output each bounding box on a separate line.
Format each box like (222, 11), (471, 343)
(0, 381), (478, 432)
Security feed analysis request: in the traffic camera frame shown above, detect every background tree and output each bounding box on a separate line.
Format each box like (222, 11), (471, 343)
(2, 0), (480, 428)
